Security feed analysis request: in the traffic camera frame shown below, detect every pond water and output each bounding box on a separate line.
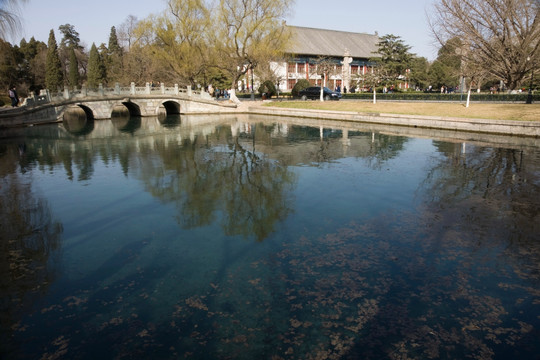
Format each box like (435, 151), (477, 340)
(1, 114), (539, 360)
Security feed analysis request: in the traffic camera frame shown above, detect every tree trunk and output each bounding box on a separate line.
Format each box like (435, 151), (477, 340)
(320, 75), (325, 101)
(373, 88), (377, 104)
(229, 88), (242, 105)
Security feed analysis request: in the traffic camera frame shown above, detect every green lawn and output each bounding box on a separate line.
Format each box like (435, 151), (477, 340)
(264, 100), (540, 122)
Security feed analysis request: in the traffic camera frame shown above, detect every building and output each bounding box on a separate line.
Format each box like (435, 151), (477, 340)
(263, 26), (380, 93)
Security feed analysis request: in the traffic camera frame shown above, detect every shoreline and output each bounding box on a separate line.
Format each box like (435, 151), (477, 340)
(2, 100), (540, 138)
(240, 101), (540, 138)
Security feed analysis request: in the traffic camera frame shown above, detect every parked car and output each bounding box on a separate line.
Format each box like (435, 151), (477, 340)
(299, 86), (342, 101)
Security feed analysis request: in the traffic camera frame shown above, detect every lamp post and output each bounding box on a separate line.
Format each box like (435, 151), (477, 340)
(527, 56), (534, 104)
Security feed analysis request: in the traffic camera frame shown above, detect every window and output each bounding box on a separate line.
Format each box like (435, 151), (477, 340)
(288, 62), (296, 73)
(297, 63), (306, 74)
(351, 65), (359, 74)
(287, 79), (296, 90)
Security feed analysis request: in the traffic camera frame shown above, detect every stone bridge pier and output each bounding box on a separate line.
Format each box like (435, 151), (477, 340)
(66, 97), (186, 120)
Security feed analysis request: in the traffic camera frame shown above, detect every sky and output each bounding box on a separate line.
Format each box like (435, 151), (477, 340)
(11, 0), (438, 60)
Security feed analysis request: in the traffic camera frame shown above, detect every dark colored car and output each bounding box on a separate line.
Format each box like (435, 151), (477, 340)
(299, 86), (342, 101)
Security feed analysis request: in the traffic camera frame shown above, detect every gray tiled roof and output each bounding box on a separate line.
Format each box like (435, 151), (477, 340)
(286, 26), (379, 59)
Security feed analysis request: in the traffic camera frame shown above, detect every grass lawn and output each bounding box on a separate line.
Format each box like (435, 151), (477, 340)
(264, 100), (540, 122)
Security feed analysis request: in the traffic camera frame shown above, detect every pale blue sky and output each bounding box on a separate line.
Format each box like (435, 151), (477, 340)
(12, 0), (438, 60)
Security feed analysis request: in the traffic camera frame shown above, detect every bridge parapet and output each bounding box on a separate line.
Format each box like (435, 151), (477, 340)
(2, 81), (231, 128)
(23, 82), (211, 107)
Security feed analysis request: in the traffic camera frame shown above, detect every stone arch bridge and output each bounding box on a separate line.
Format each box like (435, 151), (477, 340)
(1, 83), (238, 127)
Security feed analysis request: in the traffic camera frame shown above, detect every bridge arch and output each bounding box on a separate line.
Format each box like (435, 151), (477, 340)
(73, 104), (95, 120)
(62, 105), (95, 135)
(159, 100), (181, 116)
(116, 101), (142, 117)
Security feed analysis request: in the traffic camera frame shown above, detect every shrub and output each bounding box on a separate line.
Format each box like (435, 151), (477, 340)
(291, 79), (310, 97)
(258, 80), (277, 97)
(0, 95), (9, 107)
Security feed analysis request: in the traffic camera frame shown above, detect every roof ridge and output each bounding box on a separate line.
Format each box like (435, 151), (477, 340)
(287, 25), (377, 37)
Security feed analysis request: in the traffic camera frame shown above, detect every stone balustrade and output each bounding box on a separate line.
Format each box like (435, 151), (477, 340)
(22, 82), (211, 107)
(1, 81), (235, 128)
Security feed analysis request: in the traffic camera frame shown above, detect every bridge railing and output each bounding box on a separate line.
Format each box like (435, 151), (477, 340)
(22, 82), (212, 107)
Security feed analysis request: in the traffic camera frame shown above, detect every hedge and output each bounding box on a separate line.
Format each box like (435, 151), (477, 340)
(339, 92), (540, 102)
(232, 91), (539, 102)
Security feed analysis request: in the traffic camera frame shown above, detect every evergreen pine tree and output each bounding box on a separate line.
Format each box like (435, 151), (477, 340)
(87, 43), (105, 88)
(107, 26), (123, 84)
(45, 29), (63, 90)
(0, 40), (19, 90)
(68, 47), (79, 88)
(108, 26), (122, 55)
(59, 24), (82, 50)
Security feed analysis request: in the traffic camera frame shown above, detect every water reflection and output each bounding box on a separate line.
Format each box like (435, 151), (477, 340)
(158, 113), (181, 128)
(0, 145), (63, 357)
(110, 115), (141, 133)
(63, 107), (94, 136)
(0, 115), (539, 359)
(129, 121), (296, 241)
(422, 142), (540, 279)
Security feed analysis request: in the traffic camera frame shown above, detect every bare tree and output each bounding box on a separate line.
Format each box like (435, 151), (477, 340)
(118, 15), (140, 51)
(429, 0), (540, 90)
(356, 61), (390, 104)
(313, 56), (337, 101)
(458, 46), (490, 107)
(362, 70), (382, 104)
(254, 59), (285, 93)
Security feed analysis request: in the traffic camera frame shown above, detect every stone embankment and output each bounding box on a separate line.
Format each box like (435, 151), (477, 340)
(243, 102), (540, 138)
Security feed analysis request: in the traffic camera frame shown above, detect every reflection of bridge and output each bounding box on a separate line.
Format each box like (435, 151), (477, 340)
(0, 82), (238, 127)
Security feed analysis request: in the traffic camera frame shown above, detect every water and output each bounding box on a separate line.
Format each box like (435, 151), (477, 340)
(1, 114), (539, 359)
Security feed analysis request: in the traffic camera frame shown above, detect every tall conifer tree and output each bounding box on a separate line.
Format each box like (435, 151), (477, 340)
(58, 24), (82, 50)
(106, 26), (123, 84)
(0, 40), (19, 90)
(87, 43), (105, 88)
(45, 29), (63, 90)
(68, 47), (79, 88)
(108, 26), (122, 55)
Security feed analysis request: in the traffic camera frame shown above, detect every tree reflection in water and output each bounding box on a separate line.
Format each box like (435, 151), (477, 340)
(0, 144), (63, 356)
(423, 143), (540, 259)
(134, 123), (296, 242)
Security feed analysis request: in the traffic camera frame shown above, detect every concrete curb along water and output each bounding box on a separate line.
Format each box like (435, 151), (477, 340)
(2, 100), (539, 138)
(246, 105), (540, 138)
